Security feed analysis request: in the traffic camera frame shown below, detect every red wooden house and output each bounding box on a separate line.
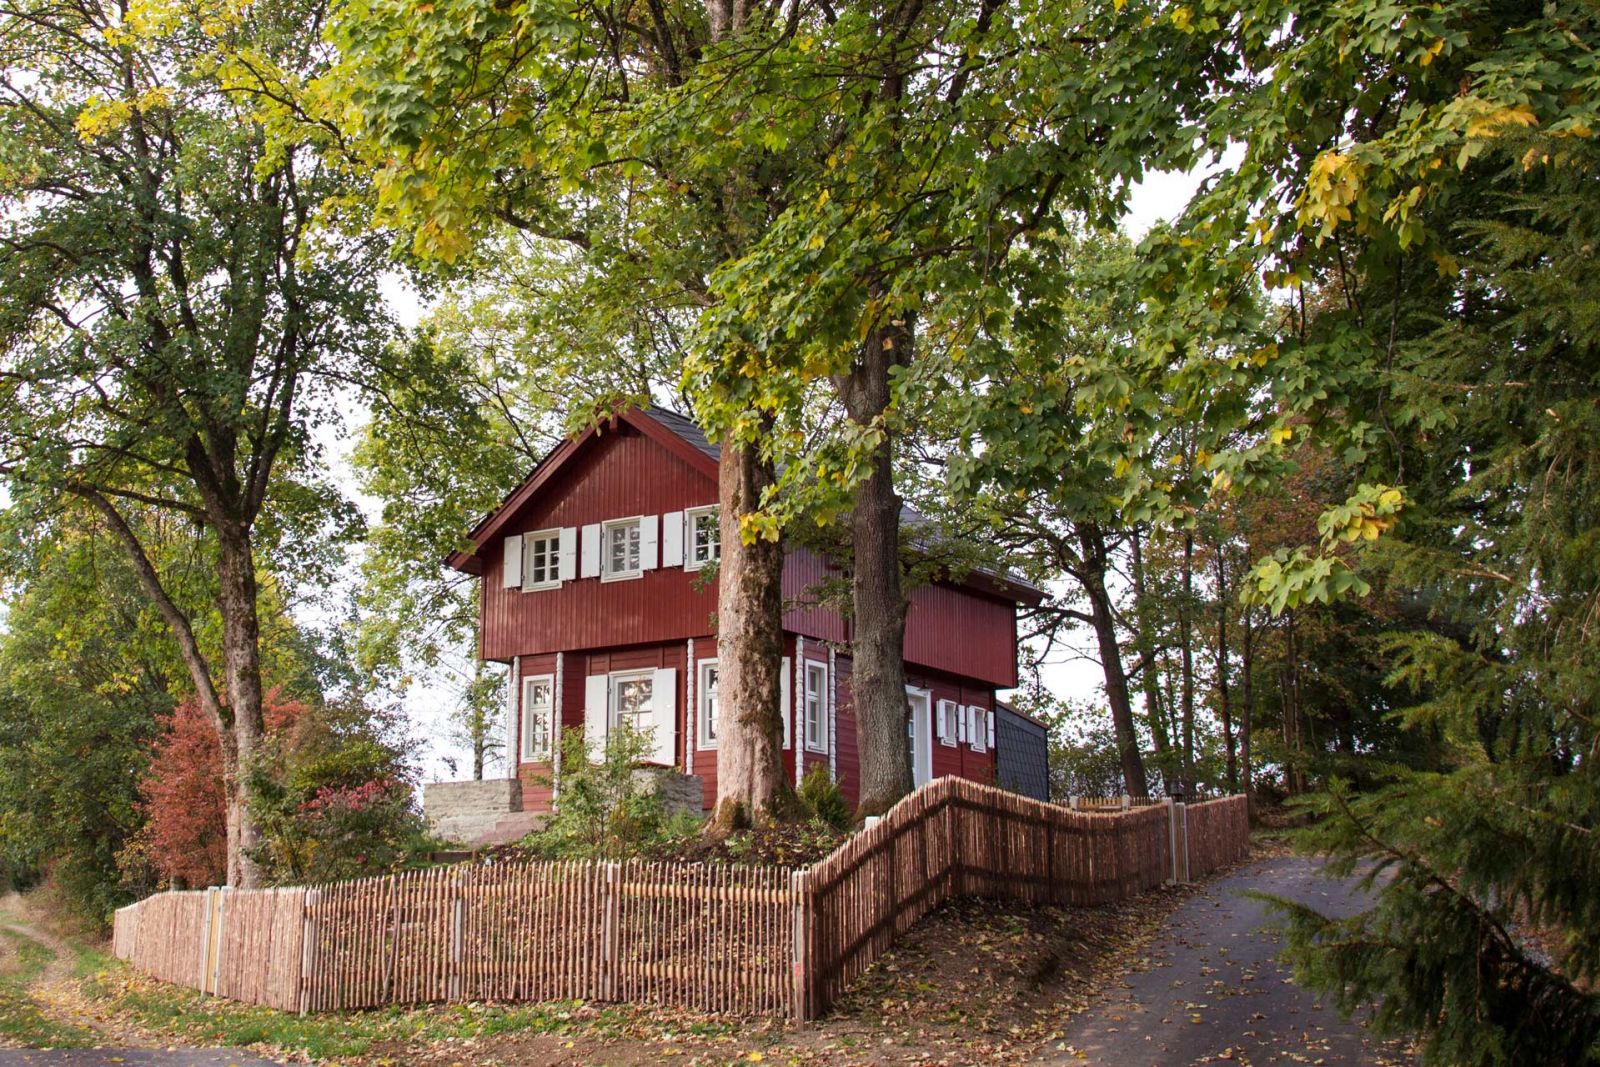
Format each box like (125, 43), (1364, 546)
(439, 407), (1042, 827)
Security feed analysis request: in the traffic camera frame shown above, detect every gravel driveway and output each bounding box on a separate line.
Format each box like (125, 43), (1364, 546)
(1046, 854), (1415, 1066)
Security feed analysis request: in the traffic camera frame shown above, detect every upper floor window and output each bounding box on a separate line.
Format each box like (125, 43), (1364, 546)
(602, 517), (643, 580)
(686, 506), (720, 569)
(522, 530), (562, 590)
(522, 675), (554, 761)
(610, 670), (654, 734)
(803, 661), (828, 752)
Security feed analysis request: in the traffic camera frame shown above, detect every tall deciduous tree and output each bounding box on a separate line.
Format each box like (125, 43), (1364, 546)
(0, 0), (390, 885)
(334, 0), (1219, 818)
(1152, 1), (1600, 1059)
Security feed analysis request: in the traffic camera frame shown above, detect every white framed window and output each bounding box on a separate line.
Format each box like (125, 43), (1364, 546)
(521, 529), (563, 590)
(521, 675), (554, 761)
(803, 662), (828, 752)
(936, 699), (959, 747)
(686, 506), (720, 569)
(968, 705), (988, 753)
(601, 517), (643, 581)
(609, 670), (654, 733)
(697, 659), (719, 748)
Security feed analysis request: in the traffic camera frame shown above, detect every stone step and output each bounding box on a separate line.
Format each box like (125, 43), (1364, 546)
(476, 810), (548, 847)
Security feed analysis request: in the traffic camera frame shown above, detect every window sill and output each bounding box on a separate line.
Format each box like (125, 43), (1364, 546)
(521, 581), (562, 593)
(600, 570), (643, 583)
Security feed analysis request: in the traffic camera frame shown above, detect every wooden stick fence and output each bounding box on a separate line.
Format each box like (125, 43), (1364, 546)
(112, 782), (1249, 1020)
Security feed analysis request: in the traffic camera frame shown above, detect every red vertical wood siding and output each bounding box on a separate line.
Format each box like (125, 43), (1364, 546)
(781, 550), (849, 643)
(831, 656), (861, 808)
(902, 583), (1019, 689)
(480, 426), (719, 661)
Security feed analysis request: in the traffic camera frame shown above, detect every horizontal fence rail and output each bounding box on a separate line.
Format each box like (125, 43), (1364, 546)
(113, 782), (1250, 1020)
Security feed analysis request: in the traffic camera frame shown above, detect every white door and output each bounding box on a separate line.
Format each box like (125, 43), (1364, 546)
(906, 688), (933, 788)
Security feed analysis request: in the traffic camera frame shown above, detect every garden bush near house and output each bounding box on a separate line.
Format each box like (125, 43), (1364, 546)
(244, 698), (439, 885)
(797, 763), (851, 831)
(519, 723), (701, 861)
(513, 725), (849, 866)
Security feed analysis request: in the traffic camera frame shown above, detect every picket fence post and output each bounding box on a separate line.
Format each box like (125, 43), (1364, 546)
(449, 871), (466, 1001)
(601, 861), (621, 1002)
(790, 869), (809, 1023)
(298, 888), (318, 1015)
(1166, 800), (1191, 884)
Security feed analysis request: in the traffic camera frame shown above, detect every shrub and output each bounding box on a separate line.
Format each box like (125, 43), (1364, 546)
(797, 763), (851, 830)
(520, 721), (692, 860)
(244, 698), (436, 884)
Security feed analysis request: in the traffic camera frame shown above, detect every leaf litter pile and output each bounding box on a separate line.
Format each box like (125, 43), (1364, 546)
(340, 885), (1194, 1067)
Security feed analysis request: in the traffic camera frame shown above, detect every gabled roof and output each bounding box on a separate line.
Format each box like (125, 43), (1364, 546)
(446, 405), (1045, 606)
(446, 406), (717, 576)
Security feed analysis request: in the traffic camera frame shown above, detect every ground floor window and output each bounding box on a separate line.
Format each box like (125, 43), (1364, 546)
(804, 661), (828, 752)
(522, 674), (554, 761)
(698, 659), (719, 748)
(610, 670), (654, 735)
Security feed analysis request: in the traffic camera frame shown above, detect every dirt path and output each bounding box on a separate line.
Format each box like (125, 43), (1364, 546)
(1045, 854), (1414, 1066)
(0, 898), (283, 1067)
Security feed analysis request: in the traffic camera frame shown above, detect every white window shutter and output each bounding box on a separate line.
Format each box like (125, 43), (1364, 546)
(661, 511), (683, 568)
(580, 523), (601, 579)
(650, 667), (677, 765)
(957, 703), (967, 743)
(968, 705), (987, 753)
(639, 514), (659, 571)
(584, 674), (609, 760)
(781, 656), (792, 749)
(503, 535), (523, 588)
(558, 527), (578, 581)
(936, 700), (954, 745)
(987, 706), (996, 748)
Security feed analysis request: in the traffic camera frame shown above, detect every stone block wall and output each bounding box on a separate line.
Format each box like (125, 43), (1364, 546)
(635, 768), (704, 818)
(424, 778), (521, 844)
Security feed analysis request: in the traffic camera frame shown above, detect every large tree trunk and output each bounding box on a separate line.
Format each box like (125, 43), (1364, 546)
(711, 432), (792, 830)
(838, 319), (913, 818)
(1079, 524), (1150, 797)
(1129, 528), (1174, 766)
(216, 521), (267, 888)
(1178, 528), (1196, 793)
(1214, 544), (1237, 792)
(1239, 606), (1255, 813)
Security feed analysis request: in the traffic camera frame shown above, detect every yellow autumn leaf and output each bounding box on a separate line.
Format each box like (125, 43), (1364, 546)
(1465, 105), (1538, 139)
(1270, 425), (1294, 445)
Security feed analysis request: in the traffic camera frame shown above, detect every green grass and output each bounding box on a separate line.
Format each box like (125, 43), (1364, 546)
(0, 929), (97, 1048)
(77, 961), (742, 1063)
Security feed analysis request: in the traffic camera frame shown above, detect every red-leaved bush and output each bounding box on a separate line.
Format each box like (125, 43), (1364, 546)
(134, 692), (308, 889)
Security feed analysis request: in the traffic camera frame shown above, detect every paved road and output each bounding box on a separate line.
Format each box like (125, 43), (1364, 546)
(0, 1054), (283, 1066)
(1049, 855), (1414, 1066)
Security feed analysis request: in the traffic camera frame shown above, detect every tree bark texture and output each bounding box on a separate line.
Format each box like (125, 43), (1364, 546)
(1130, 528), (1174, 761)
(1214, 544), (1237, 792)
(1178, 528), (1197, 793)
(1079, 524), (1150, 797)
(711, 432), (792, 829)
(839, 319), (913, 818)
